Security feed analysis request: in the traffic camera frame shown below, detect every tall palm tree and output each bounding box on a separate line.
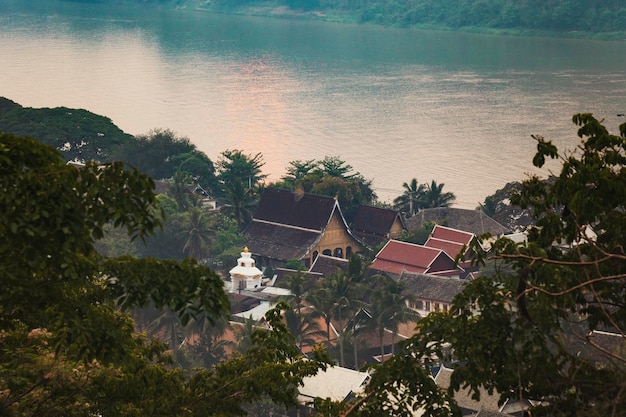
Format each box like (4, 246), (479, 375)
(147, 307), (183, 359)
(234, 315), (258, 354)
(169, 171), (196, 211)
(306, 285), (336, 352)
(394, 178), (425, 217)
(220, 179), (256, 229)
(423, 180), (456, 208)
(283, 308), (326, 352)
(322, 255), (371, 367)
(183, 312), (233, 368)
(178, 206), (217, 261)
(369, 276), (420, 357)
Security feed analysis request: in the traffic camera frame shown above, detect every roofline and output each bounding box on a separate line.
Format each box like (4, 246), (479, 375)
(251, 218), (323, 234)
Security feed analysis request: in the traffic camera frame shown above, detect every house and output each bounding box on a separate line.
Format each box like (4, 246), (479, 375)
(370, 240), (465, 279)
(244, 187), (364, 268)
(405, 207), (511, 237)
(434, 365), (502, 416)
(298, 365), (370, 407)
(351, 205), (406, 249)
(399, 271), (467, 315)
(424, 224), (479, 275)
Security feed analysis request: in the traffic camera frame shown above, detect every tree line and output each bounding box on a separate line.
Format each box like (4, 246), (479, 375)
(114, 0), (626, 36)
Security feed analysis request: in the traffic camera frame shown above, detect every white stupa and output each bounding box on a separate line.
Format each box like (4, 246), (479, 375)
(229, 247), (263, 293)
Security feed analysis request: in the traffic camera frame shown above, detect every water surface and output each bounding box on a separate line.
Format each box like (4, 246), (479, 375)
(1, 0), (625, 207)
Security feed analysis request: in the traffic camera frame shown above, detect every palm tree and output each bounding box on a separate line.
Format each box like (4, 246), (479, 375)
(394, 178), (425, 217)
(276, 269), (308, 317)
(234, 315), (258, 354)
(283, 308), (326, 352)
(169, 171), (196, 211)
(147, 307), (183, 359)
(220, 179), (256, 229)
(183, 312), (233, 368)
(422, 180), (456, 208)
(323, 255), (371, 367)
(369, 276), (420, 357)
(178, 206), (217, 261)
(306, 285), (337, 352)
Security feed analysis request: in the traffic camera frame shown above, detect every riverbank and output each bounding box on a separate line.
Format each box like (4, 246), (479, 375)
(180, 1), (626, 41)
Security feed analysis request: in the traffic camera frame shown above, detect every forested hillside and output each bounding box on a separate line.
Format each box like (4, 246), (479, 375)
(126, 0), (626, 36)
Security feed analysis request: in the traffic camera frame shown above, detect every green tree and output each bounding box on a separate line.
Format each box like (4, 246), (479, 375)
(368, 276), (418, 356)
(280, 159), (319, 187)
(422, 180), (456, 208)
(172, 150), (218, 193)
(394, 178), (426, 217)
(178, 206), (218, 261)
(0, 134), (334, 417)
(0, 97), (132, 162)
(216, 149), (267, 190)
(220, 178), (257, 228)
(169, 170), (197, 211)
(114, 128), (197, 179)
(0, 132), (230, 415)
(346, 114), (626, 416)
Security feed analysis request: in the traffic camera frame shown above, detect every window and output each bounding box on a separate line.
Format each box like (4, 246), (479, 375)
(415, 300), (423, 310)
(435, 303), (440, 312)
(425, 302), (431, 312)
(333, 247), (343, 258)
(322, 249), (332, 256)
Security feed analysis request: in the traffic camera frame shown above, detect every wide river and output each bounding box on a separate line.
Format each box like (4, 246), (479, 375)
(1, 0), (625, 207)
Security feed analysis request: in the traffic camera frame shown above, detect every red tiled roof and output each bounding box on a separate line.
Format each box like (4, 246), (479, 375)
(424, 237), (466, 260)
(371, 240), (456, 276)
(431, 224), (474, 245)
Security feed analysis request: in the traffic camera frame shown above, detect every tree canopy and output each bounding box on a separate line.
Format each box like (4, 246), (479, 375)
(0, 133), (328, 416)
(340, 114), (626, 416)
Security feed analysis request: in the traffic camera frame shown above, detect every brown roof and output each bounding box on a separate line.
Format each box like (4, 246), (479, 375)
(352, 205), (405, 236)
(352, 205), (405, 248)
(272, 268), (322, 290)
(244, 187), (356, 262)
(309, 254), (349, 276)
(371, 240), (462, 276)
(252, 187), (337, 231)
(244, 220), (321, 261)
(406, 207), (510, 237)
(399, 272), (467, 304)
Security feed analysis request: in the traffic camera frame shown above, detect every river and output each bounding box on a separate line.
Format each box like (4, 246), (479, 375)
(1, 0), (625, 207)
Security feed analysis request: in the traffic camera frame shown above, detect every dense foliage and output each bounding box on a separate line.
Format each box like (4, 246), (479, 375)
(339, 114), (626, 416)
(0, 133), (329, 416)
(0, 97), (132, 162)
(129, 0), (626, 36)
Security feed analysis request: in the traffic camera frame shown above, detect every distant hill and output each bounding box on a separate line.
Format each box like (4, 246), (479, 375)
(118, 0), (626, 38)
(0, 97), (132, 162)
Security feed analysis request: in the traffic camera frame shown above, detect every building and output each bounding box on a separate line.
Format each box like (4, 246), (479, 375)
(370, 239), (465, 279)
(351, 205), (406, 249)
(405, 207), (510, 237)
(399, 271), (467, 315)
(244, 187), (363, 268)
